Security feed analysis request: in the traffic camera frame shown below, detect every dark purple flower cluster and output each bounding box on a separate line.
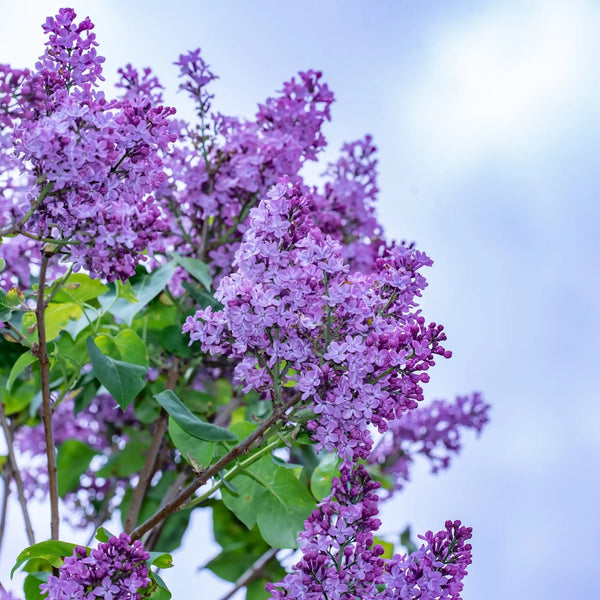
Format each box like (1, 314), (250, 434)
(40, 533), (150, 600)
(184, 179), (449, 461)
(0, 8), (176, 281)
(267, 464), (385, 599)
(378, 520), (473, 600)
(370, 393), (490, 493)
(267, 464), (472, 600)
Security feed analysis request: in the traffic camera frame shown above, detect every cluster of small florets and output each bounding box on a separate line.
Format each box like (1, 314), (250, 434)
(378, 520), (473, 600)
(267, 464), (385, 599)
(0, 8), (176, 281)
(370, 392), (490, 493)
(184, 178), (450, 461)
(40, 534), (150, 599)
(267, 464), (473, 600)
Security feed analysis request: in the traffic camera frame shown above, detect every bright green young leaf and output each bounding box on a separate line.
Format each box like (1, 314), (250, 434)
(168, 418), (215, 468)
(52, 273), (109, 304)
(95, 527), (113, 543)
(7, 351), (37, 393)
(310, 452), (340, 501)
(87, 337), (147, 410)
(0, 289), (12, 321)
(154, 390), (237, 442)
(101, 262), (176, 325)
(11, 540), (80, 577)
(1, 378), (37, 415)
(170, 252), (212, 290)
(147, 552), (174, 569)
(57, 439), (98, 497)
(22, 302), (82, 342)
(95, 329), (148, 368)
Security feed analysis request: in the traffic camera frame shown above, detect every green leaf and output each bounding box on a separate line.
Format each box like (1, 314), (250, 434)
(95, 439), (148, 478)
(95, 527), (113, 543)
(22, 302), (82, 342)
(24, 572), (47, 600)
(7, 351), (37, 393)
(170, 252), (212, 290)
(310, 452), (340, 501)
(181, 280), (224, 311)
(57, 439), (98, 497)
(95, 328), (149, 368)
(400, 525), (418, 554)
(87, 337), (147, 410)
(168, 418), (215, 467)
(52, 273), (109, 304)
(154, 390), (237, 442)
(11, 540), (79, 577)
(101, 262), (176, 325)
(147, 552), (173, 569)
(223, 456), (315, 548)
(0, 289), (13, 321)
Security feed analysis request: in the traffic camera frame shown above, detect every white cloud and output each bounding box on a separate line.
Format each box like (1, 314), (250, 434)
(400, 0), (600, 172)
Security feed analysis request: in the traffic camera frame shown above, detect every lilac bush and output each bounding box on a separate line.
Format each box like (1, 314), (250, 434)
(0, 8), (489, 600)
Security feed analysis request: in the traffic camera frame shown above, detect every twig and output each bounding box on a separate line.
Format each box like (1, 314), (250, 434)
(124, 358), (179, 534)
(218, 547), (279, 600)
(0, 394), (35, 545)
(0, 468), (10, 553)
(34, 251), (59, 540)
(130, 392), (302, 542)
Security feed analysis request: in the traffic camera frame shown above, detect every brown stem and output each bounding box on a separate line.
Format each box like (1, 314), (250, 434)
(0, 394), (35, 545)
(124, 358), (179, 534)
(130, 393), (301, 542)
(35, 251), (59, 540)
(218, 547), (279, 600)
(0, 468), (10, 553)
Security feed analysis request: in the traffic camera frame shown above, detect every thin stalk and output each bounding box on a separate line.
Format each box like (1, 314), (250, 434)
(130, 392), (301, 542)
(0, 394), (35, 544)
(124, 358), (180, 534)
(35, 251), (59, 540)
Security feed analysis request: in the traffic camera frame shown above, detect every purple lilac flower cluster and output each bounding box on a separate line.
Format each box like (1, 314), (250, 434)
(370, 393), (490, 493)
(267, 464), (385, 599)
(40, 533), (150, 600)
(267, 464), (472, 600)
(313, 135), (383, 273)
(184, 179), (450, 461)
(0, 8), (176, 281)
(378, 520), (473, 600)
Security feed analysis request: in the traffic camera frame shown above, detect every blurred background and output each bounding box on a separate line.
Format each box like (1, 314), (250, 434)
(1, 1), (599, 598)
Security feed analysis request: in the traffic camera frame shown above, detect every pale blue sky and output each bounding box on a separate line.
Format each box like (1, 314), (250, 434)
(1, 1), (598, 598)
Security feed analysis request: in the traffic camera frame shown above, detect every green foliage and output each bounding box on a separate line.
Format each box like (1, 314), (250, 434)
(11, 540), (79, 577)
(154, 389), (237, 442)
(222, 454), (315, 549)
(87, 336), (147, 410)
(56, 439), (98, 497)
(310, 452), (340, 501)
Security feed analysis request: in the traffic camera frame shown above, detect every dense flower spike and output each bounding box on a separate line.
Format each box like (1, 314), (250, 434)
(267, 464), (385, 599)
(0, 8), (176, 281)
(370, 393), (490, 493)
(184, 179), (450, 461)
(40, 534), (150, 599)
(267, 465), (473, 600)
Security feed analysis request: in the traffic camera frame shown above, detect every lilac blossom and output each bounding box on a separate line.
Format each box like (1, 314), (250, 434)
(184, 178), (450, 462)
(267, 464), (473, 600)
(39, 533), (150, 600)
(370, 393), (490, 493)
(0, 9), (176, 281)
